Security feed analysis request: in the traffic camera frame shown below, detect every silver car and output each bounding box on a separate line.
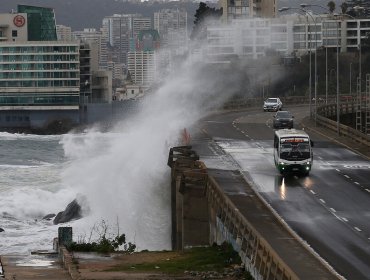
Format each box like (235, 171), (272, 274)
(263, 98), (283, 112)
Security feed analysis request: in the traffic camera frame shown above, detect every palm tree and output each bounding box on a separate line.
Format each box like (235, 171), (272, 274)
(328, 1), (336, 13)
(341, 2), (348, 14)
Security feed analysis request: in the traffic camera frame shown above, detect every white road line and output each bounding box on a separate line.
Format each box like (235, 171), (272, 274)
(354, 227), (362, 232)
(354, 182), (360, 185)
(344, 175), (350, 179)
(366, 189), (370, 193)
(310, 190), (316, 195)
(342, 217), (348, 222)
(319, 199), (326, 204)
(330, 208), (336, 213)
(335, 169), (340, 172)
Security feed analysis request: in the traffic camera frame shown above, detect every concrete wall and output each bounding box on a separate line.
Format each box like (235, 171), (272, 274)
(0, 110), (79, 129)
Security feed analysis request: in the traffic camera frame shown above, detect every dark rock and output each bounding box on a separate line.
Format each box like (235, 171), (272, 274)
(0, 228), (4, 232)
(42, 214), (56, 220)
(53, 199), (83, 225)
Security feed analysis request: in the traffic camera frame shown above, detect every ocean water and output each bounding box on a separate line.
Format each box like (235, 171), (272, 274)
(0, 130), (173, 255)
(0, 55), (245, 255)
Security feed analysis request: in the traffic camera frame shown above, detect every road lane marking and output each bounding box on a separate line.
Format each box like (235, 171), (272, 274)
(344, 175), (350, 179)
(366, 189), (370, 193)
(342, 217), (348, 222)
(354, 227), (362, 232)
(335, 169), (340, 172)
(310, 190), (316, 195)
(330, 208), (336, 213)
(319, 199), (326, 204)
(354, 182), (360, 185)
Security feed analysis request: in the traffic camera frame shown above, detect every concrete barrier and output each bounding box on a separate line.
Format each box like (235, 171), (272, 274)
(168, 146), (340, 280)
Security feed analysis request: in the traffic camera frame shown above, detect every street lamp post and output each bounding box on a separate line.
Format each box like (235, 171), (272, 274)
(350, 62), (352, 96)
(301, 3), (343, 134)
(336, 20), (340, 135)
(279, 7), (317, 119)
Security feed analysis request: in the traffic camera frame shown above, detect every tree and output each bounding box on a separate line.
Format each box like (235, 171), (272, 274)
(327, 1), (336, 13)
(190, 2), (222, 40)
(341, 2), (348, 14)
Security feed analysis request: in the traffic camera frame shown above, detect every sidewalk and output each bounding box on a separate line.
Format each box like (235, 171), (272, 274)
(1, 253), (71, 280)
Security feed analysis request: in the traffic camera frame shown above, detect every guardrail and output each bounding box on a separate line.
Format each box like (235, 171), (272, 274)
(316, 103), (370, 148)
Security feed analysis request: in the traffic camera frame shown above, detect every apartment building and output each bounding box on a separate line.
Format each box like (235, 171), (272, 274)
(127, 30), (161, 87)
(206, 15), (370, 61)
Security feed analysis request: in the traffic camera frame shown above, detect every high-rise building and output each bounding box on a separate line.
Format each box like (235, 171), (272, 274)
(127, 30), (160, 87)
(154, 9), (188, 52)
(17, 5), (57, 41)
(56, 24), (72, 41)
(99, 25), (109, 69)
(72, 28), (102, 70)
(0, 41), (80, 128)
(0, 7), (81, 129)
(102, 14), (151, 66)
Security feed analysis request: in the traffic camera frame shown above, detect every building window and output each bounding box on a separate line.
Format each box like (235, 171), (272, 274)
(12, 30), (18, 37)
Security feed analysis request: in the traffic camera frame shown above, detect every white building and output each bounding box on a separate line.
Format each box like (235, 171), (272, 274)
(205, 15), (370, 61)
(127, 51), (156, 86)
(56, 24), (72, 41)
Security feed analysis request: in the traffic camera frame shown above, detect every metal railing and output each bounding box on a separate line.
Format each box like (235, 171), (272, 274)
(317, 102), (370, 147)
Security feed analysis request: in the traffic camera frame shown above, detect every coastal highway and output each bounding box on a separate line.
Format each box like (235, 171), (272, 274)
(191, 106), (370, 280)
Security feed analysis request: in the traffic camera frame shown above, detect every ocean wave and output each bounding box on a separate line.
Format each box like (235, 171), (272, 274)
(0, 132), (62, 141)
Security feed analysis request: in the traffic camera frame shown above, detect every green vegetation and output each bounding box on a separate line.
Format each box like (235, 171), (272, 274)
(67, 233), (136, 254)
(66, 220), (136, 254)
(107, 242), (253, 279)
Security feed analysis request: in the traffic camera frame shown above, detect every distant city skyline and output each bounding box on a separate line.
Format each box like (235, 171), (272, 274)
(0, 0), (347, 31)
